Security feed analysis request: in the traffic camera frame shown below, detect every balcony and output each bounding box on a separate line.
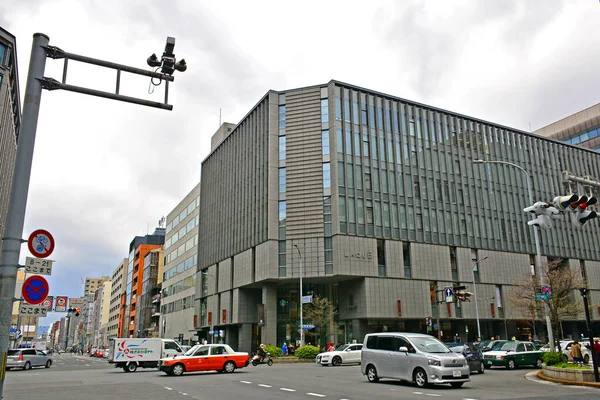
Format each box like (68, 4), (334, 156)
(152, 293), (161, 304)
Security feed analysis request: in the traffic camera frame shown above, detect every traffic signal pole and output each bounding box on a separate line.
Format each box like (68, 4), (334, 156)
(0, 33), (49, 399)
(580, 289), (599, 382)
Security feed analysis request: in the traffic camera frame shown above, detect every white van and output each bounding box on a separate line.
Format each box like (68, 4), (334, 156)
(361, 332), (470, 388)
(108, 338), (183, 372)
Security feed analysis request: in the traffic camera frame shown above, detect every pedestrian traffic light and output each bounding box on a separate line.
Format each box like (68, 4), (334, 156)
(523, 202), (559, 229)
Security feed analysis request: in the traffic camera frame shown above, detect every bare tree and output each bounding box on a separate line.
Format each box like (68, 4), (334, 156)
(303, 295), (337, 346)
(508, 259), (585, 344)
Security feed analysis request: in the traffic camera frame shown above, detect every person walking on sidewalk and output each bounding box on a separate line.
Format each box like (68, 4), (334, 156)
(571, 340), (583, 366)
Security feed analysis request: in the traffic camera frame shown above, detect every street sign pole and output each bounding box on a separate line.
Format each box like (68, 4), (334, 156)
(0, 33), (49, 398)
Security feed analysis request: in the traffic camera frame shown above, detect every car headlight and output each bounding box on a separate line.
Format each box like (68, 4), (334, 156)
(428, 358), (441, 366)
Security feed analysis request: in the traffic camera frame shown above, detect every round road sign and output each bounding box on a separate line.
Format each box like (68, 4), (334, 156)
(56, 297), (67, 307)
(42, 297), (53, 309)
(22, 275), (49, 305)
(28, 229), (55, 258)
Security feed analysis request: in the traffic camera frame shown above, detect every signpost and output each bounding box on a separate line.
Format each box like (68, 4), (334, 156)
(55, 296), (68, 312)
(300, 324), (315, 329)
(24, 257), (53, 276)
(19, 304), (48, 317)
(21, 275), (49, 305)
(444, 287), (454, 303)
(27, 229), (55, 259)
(301, 295), (312, 304)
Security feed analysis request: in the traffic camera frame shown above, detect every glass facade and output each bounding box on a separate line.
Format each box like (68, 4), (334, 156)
(563, 126), (600, 145)
(332, 84), (600, 261)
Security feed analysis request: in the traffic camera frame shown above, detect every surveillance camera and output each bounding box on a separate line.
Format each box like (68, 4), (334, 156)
(147, 53), (161, 68)
(164, 37), (175, 57)
(174, 59), (187, 72)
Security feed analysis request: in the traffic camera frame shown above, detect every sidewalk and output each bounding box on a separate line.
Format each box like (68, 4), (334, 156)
(536, 370), (600, 388)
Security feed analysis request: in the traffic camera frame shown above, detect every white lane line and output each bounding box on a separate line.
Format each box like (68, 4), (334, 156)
(179, 393), (188, 396)
(307, 393), (326, 398)
(413, 392), (424, 395)
(85, 364), (90, 366)
(426, 395), (442, 398)
(258, 384), (272, 388)
(164, 387), (172, 391)
(240, 381), (252, 384)
(462, 398), (479, 400)
(280, 388), (296, 392)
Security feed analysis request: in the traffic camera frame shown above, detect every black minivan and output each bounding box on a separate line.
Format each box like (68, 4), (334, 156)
(445, 342), (485, 374)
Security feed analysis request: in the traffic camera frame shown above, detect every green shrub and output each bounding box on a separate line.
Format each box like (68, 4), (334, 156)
(295, 345), (320, 359)
(264, 345), (283, 358)
(553, 362), (588, 370)
(543, 351), (564, 366)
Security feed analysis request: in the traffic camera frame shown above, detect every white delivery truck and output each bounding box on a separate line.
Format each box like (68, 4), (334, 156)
(108, 338), (183, 372)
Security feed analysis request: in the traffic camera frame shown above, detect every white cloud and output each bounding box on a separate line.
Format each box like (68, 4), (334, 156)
(3, 0), (600, 326)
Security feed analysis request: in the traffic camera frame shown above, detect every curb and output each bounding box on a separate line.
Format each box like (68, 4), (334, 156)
(537, 370), (600, 388)
(273, 358), (314, 364)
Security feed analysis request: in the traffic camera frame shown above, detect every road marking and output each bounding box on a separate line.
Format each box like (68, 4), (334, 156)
(179, 393), (188, 396)
(164, 387), (172, 391)
(258, 384), (272, 388)
(413, 393), (424, 395)
(85, 364), (90, 366)
(240, 381), (252, 384)
(280, 388), (296, 392)
(307, 393), (326, 397)
(462, 398), (479, 400)
(426, 395), (442, 398)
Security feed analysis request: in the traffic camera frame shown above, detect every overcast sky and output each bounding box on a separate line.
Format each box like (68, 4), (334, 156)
(3, 0), (600, 328)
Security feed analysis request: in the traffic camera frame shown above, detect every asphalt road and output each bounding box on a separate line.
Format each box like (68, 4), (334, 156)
(3, 354), (599, 400)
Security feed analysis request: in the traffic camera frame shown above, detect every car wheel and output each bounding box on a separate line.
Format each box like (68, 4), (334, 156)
(23, 362), (31, 371)
(332, 356), (342, 367)
(451, 382), (464, 388)
(507, 359), (515, 370)
(584, 354), (590, 365)
(267, 359), (273, 366)
(223, 361), (236, 373)
(535, 358), (543, 368)
(126, 363), (137, 373)
(414, 368), (428, 388)
(479, 361), (485, 374)
(45, 360), (52, 368)
(172, 363), (185, 376)
(366, 365), (379, 383)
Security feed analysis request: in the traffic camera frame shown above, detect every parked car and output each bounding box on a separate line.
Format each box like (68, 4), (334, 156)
(159, 344), (249, 376)
(483, 341), (543, 369)
(560, 341), (591, 364)
(361, 332), (470, 388)
(481, 340), (508, 352)
(316, 343), (363, 366)
(445, 342), (485, 374)
(6, 349), (52, 370)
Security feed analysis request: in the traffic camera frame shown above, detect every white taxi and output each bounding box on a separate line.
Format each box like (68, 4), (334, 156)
(316, 344), (363, 366)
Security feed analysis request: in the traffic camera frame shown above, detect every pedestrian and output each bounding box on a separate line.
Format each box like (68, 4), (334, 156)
(282, 342), (287, 356)
(327, 342), (335, 352)
(336, 341), (343, 349)
(288, 343), (295, 355)
(571, 340), (583, 366)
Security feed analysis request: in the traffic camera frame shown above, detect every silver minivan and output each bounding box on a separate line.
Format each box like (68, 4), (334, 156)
(361, 332), (470, 388)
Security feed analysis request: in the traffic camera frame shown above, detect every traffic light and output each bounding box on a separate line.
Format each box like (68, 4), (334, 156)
(68, 307), (81, 317)
(523, 202), (559, 229)
(552, 194), (578, 211)
(571, 196), (598, 227)
(455, 291), (473, 302)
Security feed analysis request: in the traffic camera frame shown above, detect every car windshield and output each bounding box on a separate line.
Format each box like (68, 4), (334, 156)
(411, 337), (451, 353)
(339, 344), (351, 351)
(491, 342), (506, 350)
(448, 345), (465, 353)
(500, 342), (518, 352)
(184, 345), (200, 356)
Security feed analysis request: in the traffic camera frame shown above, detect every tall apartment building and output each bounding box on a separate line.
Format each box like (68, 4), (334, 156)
(92, 279), (112, 347)
(160, 184), (200, 344)
(125, 230), (164, 337)
(138, 248), (165, 338)
(0, 28), (21, 265)
(84, 277), (110, 297)
(82, 276), (110, 347)
(536, 103), (600, 151)
(108, 258), (128, 339)
(195, 80), (600, 354)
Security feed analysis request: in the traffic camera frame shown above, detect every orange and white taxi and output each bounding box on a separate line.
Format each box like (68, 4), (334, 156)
(159, 344), (249, 376)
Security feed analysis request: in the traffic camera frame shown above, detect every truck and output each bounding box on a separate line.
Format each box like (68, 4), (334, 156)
(108, 338), (184, 372)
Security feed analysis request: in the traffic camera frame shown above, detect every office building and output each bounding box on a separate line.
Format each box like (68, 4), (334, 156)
(536, 103), (600, 151)
(160, 184), (200, 344)
(0, 28), (21, 265)
(108, 258), (128, 339)
(138, 247), (165, 338)
(195, 80), (600, 353)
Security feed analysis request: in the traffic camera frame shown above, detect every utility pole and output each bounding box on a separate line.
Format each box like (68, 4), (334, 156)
(579, 288), (599, 382)
(294, 244), (304, 346)
(0, 33), (185, 399)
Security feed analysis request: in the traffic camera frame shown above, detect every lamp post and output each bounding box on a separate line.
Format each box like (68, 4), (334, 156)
(471, 256), (488, 340)
(473, 159), (554, 349)
(293, 244), (304, 347)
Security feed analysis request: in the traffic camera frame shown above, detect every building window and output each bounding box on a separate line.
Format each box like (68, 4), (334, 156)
(377, 239), (386, 277)
(324, 196), (332, 236)
(323, 163), (331, 188)
(450, 247), (458, 281)
(339, 196), (347, 233)
(496, 286), (504, 319)
(279, 201), (286, 238)
(279, 105), (286, 129)
(324, 237), (333, 274)
(361, 103), (367, 125)
(279, 168), (286, 193)
(336, 128), (343, 153)
(403, 242), (411, 278)
(322, 130), (330, 155)
(580, 260), (587, 282)
(278, 240), (286, 277)
(322, 98), (330, 123)
(471, 249), (479, 283)
(0, 44), (6, 65)
(279, 136), (286, 160)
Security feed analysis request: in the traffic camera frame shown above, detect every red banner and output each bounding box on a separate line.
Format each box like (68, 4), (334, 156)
(397, 300), (402, 317)
(207, 312), (212, 326)
(222, 309), (227, 324)
(491, 303), (496, 318)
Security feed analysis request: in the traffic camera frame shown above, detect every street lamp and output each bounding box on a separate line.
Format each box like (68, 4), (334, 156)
(471, 256), (488, 340)
(473, 159), (554, 348)
(293, 244), (304, 347)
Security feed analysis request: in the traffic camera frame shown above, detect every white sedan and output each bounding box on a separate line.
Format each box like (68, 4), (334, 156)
(316, 344), (363, 366)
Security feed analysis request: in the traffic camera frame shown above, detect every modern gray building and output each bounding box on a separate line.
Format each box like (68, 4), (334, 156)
(196, 80), (600, 354)
(536, 103), (600, 151)
(0, 27), (21, 265)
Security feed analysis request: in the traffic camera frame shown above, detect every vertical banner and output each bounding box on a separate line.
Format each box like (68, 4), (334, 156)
(397, 300), (402, 317)
(490, 303), (496, 318)
(257, 304), (264, 326)
(222, 309), (227, 324)
(207, 312), (212, 326)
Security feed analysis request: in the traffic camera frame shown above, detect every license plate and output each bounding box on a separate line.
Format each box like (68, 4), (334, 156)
(453, 370), (461, 377)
